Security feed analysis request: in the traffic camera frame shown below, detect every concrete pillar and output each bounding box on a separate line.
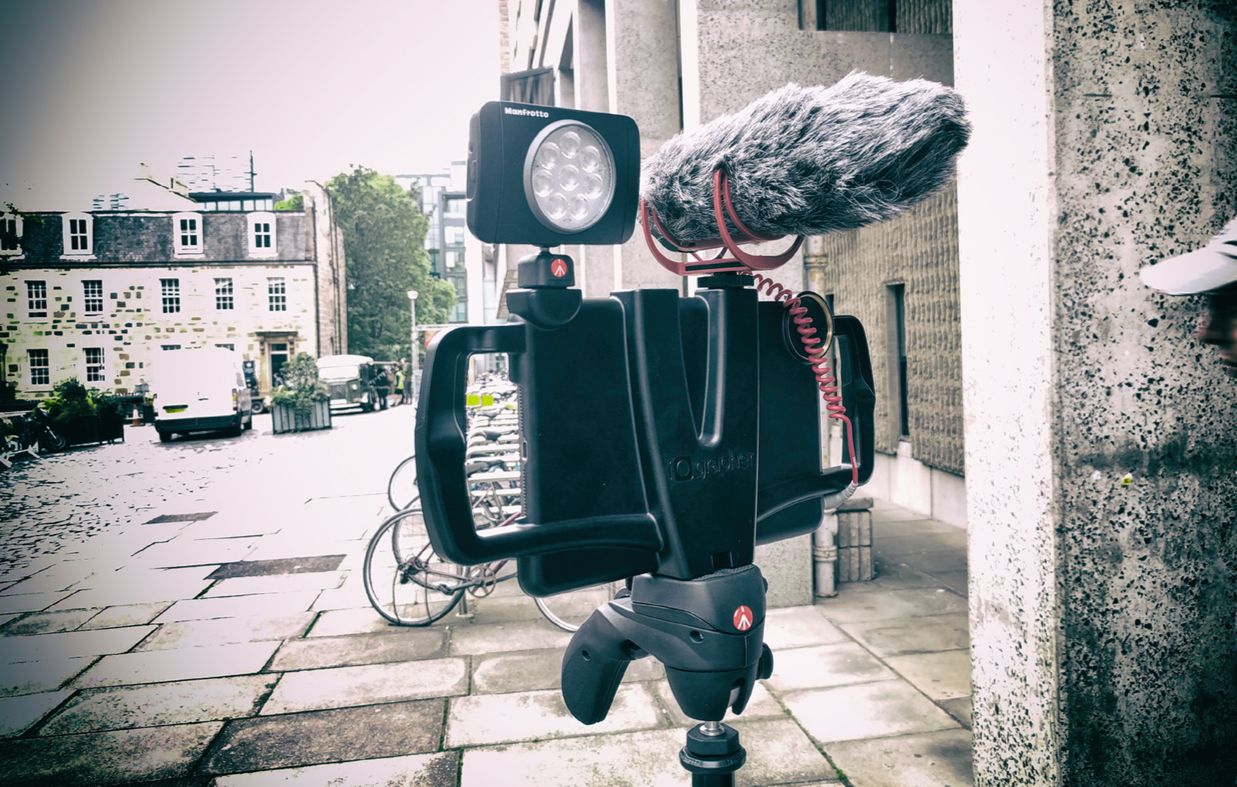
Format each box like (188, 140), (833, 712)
(606, 0), (684, 292)
(956, 2), (1237, 784)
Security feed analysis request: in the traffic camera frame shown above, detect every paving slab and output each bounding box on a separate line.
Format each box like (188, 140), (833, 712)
(0, 657), (96, 697)
(869, 515), (966, 535)
(133, 611), (315, 651)
(39, 674), (278, 735)
(269, 628), (447, 672)
(449, 619), (574, 656)
(129, 536), (258, 568)
(466, 593), (547, 624)
(825, 728), (975, 787)
(0, 562), (104, 595)
(261, 657), (468, 714)
(0, 691), (72, 738)
(763, 606), (850, 650)
(305, 607), (397, 637)
(0, 613), (20, 629)
(0, 625), (155, 664)
(0, 607), (102, 636)
(212, 751), (459, 787)
(882, 549), (969, 575)
(0, 592), (75, 615)
(204, 571), (346, 598)
(939, 696), (973, 728)
(874, 531), (968, 556)
(156, 590), (320, 623)
(202, 700), (445, 775)
(783, 681), (961, 743)
(446, 683), (664, 747)
(762, 642), (898, 692)
(460, 718), (839, 787)
(884, 650), (972, 700)
(71, 640), (281, 689)
(839, 613), (969, 657)
(814, 588), (968, 625)
(45, 577), (215, 609)
(470, 647), (664, 695)
(208, 555), (346, 580)
(0, 720), (222, 786)
(76, 602), (173, 630)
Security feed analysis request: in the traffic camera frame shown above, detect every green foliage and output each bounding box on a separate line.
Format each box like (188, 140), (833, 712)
(274, 193), (303, 212)
(326, 167), (456, 361)
(44, 377), (124, 423)
(269, 353), (329, 415)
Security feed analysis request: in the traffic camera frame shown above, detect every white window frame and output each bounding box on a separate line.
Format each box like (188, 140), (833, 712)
(172, 212), (203, 256)
(215, 277), (234, 310)
(85, 347), (105, 383)
(248, 212), (276, 257)
(62, 212), (94, 257)
(82, 279), (104, 315)
(268, 277), (287, 311)
(0, 213), (23, 256)
(161, 278), (181, 314)
(29, 349), (50, 386)
(27, 280), (48, 317)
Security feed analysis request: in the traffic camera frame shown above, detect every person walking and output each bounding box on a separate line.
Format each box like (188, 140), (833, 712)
(395, 362), (406, 406)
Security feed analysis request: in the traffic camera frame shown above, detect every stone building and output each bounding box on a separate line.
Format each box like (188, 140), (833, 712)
(504, 0), (1237, 784)
(0, 177), (346, 400)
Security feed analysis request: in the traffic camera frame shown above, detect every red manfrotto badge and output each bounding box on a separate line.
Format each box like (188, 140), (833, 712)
(733, 605), (753, 631)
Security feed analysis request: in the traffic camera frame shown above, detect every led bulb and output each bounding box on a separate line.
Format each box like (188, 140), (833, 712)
(524, 121), (616, 234)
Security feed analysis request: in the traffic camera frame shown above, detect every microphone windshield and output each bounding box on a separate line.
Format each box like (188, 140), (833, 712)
(640, 71), (971, 244)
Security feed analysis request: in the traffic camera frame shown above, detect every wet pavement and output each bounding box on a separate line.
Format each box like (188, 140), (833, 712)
(0, 406), (973, 786)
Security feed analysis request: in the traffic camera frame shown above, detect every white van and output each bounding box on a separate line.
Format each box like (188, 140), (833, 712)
(152, 348), (253, 442)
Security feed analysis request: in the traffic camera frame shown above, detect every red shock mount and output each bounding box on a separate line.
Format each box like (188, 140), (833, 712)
(640, 167), (858, 484)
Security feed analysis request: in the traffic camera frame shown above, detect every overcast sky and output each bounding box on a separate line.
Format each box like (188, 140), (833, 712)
(0, 0), (501, 208)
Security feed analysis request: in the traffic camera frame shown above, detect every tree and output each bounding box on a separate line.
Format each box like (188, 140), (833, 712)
(326, 167), (455, 361)
(274, 193), (303, 211)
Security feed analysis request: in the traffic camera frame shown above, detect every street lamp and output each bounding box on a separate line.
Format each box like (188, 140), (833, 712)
(407, 290), (418, 400)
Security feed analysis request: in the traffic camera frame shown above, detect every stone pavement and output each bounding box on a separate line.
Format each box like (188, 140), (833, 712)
(0, 437), (972, 785)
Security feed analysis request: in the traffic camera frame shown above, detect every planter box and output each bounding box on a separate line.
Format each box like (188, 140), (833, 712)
(60, 412), (126, 447)
(272, 400), (332, 434)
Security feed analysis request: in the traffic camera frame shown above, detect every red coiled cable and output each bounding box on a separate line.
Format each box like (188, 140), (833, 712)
(745, 273), (859, 486)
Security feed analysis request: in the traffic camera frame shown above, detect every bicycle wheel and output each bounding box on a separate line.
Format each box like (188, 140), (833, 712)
(387, 455), (420, 511)
(534, 580), (627, 632)
(363, 508), (464, 626)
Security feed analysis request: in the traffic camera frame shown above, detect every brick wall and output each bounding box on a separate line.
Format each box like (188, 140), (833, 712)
(805, 184), (964, 475)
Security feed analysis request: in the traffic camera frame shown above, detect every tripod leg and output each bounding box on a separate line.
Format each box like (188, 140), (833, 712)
(680, 722), (744, 787)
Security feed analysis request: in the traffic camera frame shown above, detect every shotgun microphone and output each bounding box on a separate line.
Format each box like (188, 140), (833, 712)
(640, 71), (971, 244)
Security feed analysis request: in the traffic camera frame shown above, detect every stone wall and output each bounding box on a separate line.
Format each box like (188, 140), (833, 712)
(957, 0), (1237, 783)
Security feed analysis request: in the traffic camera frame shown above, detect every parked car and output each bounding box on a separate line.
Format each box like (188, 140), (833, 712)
(317, 354), (381, 412)
(151, 348), (253, 442)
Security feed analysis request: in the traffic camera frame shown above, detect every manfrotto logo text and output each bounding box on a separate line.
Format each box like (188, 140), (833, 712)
(669, 453), (755, 482)
(503, 107), (551, 119)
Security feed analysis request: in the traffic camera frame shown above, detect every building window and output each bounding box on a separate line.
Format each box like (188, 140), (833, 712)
(173, 212), (203, 255)
(445, 225), (465, 246)
(215, 277), (234, 310)
(215, 343), (234, 351)
(268, 277), (287, 311)
(161, 278), (181, 313)
(27, 281), (48, 317)
(85, 347), (105, 383)
(29, 349), (49, 386)
(0, 214), (23, 255)
(63, 213), (93, 255)
(161, 344), (182, 351)
(83, 280), (104, 314)
(888, 283), (910, 439)
(248, 212), (276, 256)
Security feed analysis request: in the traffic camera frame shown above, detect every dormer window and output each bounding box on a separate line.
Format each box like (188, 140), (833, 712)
(0, 213), (22, 256)
(248, 212), (276, 257)
(62, 212), (93, 257)
(173, 212), (203, 255)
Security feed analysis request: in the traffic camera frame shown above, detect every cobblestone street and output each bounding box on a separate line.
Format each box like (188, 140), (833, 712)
(1, 405), (416, 578)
